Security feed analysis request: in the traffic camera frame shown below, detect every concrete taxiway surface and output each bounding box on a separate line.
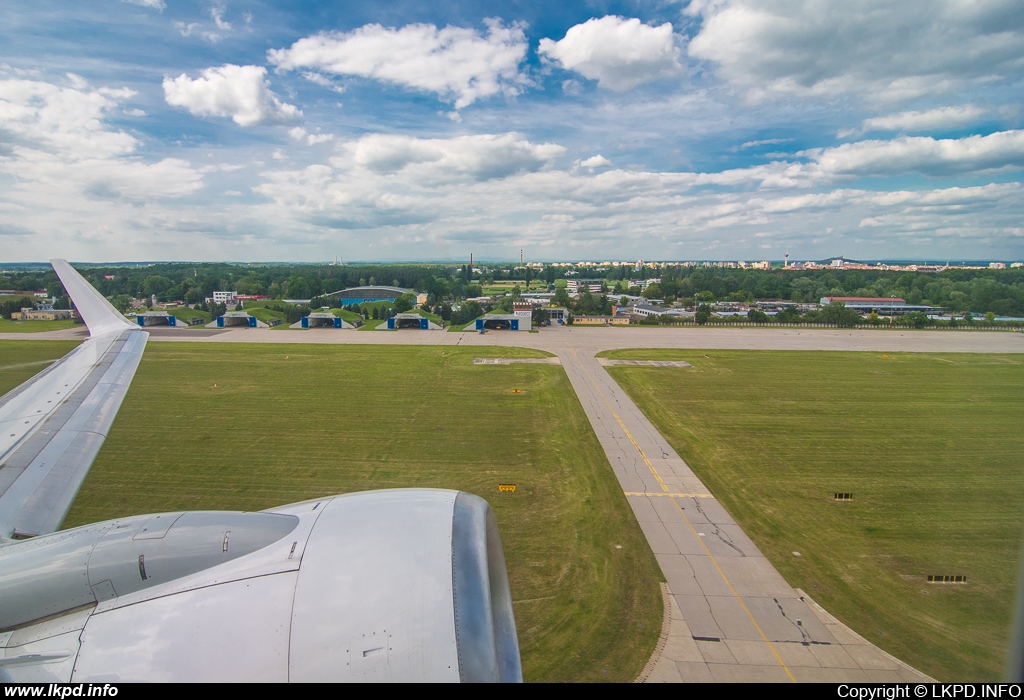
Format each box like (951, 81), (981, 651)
(6, 323), (1016, 681)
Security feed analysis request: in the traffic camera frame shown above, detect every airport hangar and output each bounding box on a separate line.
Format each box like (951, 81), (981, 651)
(326, 286), (414, 306)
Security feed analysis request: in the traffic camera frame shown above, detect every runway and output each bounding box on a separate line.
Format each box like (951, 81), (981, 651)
(8, 322), (1023, 354)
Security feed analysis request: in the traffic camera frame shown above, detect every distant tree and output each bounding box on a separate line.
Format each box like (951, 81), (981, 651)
(695, 304), (711, 325)
(642, 283), (663, 300)
(776, 306), (800, 323)
(747, 309), (769, 323)
(903, 312), (930, 329)
(819, 302), (862, 328)
(0, 296), (35, 319)
(285, 305), (310, 323)
(394, 294), (415, 313)
(452, 300), (483, 325)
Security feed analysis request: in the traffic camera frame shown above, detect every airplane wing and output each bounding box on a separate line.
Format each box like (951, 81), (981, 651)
(0, 259), (147, 541)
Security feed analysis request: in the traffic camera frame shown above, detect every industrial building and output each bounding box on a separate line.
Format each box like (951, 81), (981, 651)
(475, 314), (530, 331)
(10, 307), (73, 321)
(821, 297), (944, 316)
(326, 286), (413, 306)
(136, 311), (179, 327)
(290, 313), (351, 329)
(386, 313), (441, 330)
(571, 315), (630, 325)
(207, 311), (267, 328)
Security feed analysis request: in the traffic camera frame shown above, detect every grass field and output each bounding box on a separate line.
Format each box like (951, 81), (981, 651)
(0, 318), (80, 333)
(3, 341), (665, 682)
(599, 348), (1024, 681)
(0, 341), (81, 394)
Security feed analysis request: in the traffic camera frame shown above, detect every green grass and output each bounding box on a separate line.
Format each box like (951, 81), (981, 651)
(330, 308), (364, 325)
(161, 307), (211, 325)
(0, 341), (81, 394)
(598, 348), (1024, 681)
(0, 318), (80, 333)
(237, 305), (289, 328)
(13, 341), (663, 682)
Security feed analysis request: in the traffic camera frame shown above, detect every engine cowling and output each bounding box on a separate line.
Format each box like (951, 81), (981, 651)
(0, 489), (522, 683)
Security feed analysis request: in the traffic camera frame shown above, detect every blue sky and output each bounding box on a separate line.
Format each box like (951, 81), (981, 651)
(2, 0), (1023, 262)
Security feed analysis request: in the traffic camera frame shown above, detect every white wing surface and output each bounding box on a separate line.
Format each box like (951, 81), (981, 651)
(0, 260), (147, 541)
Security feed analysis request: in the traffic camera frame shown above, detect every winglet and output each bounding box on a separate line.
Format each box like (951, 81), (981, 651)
(50, 259), (136, 337)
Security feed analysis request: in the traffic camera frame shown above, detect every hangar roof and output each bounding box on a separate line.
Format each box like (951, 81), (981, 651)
(328, 286), (412, 299)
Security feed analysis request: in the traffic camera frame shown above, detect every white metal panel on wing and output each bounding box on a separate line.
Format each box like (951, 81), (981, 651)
(289, 490), (462, 682)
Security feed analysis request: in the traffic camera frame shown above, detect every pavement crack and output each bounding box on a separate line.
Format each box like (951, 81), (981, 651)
(773, 597), (814, 644)
(711, 527), (745, 557)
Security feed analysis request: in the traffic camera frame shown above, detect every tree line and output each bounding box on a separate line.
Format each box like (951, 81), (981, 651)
(3, 263), (1023, 317)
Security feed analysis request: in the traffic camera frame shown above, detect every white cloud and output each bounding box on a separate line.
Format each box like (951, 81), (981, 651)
(0, 78), (138, 159)
(670, 131), (1024, 187)
(335, 132), (565, 184)
(580, 155), (611, 169)
(122, 0), (165, 10)
(210, 1), (231, 30)
(840, 105), (988, 137)
(738, 138), (791, 150)
(163, 64), (302, 126)
(805, 130), (1024, 178)
(0, 76), (203, 218)
(301, 71), (345, 94)
(288, 126), (334, 145)
(538, 16), (681, 91)
(174, 21), (221, 43)
(251, 147), (1024, 258)
(687, 0), (1024, 102)
(267, 19), (530, 109)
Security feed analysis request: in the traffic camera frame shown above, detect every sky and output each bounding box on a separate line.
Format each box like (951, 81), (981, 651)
(2, 1), (1023, 263)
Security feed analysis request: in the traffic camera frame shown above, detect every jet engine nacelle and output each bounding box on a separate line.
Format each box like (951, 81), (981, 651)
(0, 489), (522, 683)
